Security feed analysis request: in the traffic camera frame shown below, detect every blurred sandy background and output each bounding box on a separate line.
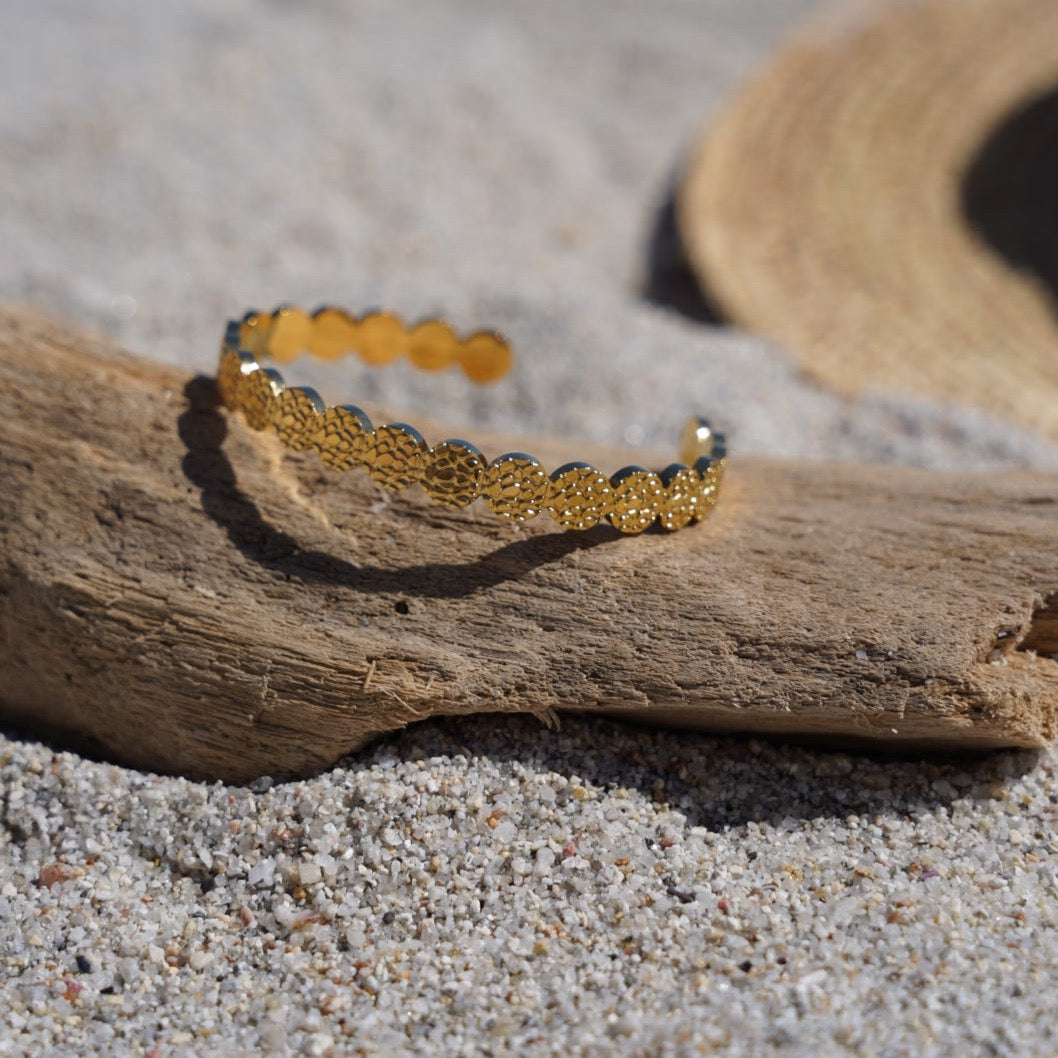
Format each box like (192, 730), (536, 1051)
(4, 0), (1056, 466)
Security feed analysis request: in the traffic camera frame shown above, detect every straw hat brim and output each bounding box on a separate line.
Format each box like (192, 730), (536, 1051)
(679, 0), (1058, 441)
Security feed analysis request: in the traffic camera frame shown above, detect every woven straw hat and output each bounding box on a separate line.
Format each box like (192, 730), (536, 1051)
(679, 0), (1058, 441)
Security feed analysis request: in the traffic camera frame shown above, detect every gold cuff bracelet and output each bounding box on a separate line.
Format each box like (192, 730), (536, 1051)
(216, 306), (727, 534)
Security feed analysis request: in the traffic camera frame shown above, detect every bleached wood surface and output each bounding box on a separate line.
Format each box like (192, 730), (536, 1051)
(0, 307), (1056, 780)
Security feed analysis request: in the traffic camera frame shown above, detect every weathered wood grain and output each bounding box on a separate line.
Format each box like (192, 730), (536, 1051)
(0, 306), (1056, 780)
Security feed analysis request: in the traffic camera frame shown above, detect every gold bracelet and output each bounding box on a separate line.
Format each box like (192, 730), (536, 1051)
(215, 306), (727, 534)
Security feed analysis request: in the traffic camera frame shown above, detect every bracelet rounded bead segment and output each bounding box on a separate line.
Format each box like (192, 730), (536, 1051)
(217, 307), (727, 534)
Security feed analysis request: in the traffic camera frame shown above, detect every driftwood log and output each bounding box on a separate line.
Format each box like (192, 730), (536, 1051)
(0, 306), (1056, 781)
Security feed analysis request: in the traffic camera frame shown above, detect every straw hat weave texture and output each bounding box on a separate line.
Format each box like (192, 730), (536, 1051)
(680, 0), (1058, 441)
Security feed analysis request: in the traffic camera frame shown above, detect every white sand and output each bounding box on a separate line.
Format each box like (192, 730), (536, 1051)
(3, 1), (1058, 1055)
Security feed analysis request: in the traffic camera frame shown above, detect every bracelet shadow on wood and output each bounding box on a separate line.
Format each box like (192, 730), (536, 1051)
(177, 375), (615, 600)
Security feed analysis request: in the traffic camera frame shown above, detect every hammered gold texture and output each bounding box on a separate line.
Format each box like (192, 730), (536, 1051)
(423, 440), (486, 508)
(309, 308), (359, 360)
(217, 306), (727, 533)
(548, 463), (614, 531)
(609, 468), (665, 534)
(356, 313), (406, 366)
(238, 368), (282, 431)
(274, 387), (324, 451)
(216, 346), (248, 409)
(408, 321), (458, 372)
(659, 465), (702, 531)
(695, 461), (723, 519)
(482, 454), (550, 521)
(680, 417), (718, 467)
(312, 405), (372, 472)
(267, 307), (313, 363)
(238, 313), (271, 357)
(460, 331), (512, 384)
(365, 423), (427, 491)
